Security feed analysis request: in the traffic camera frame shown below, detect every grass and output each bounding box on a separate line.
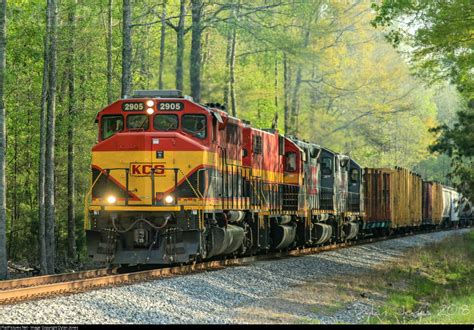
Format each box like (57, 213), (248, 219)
(368, 230), (474, 324)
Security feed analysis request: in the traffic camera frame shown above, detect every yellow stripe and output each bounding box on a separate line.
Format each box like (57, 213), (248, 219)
(91, 150), (286, 207)
(101, 205), (182, 212)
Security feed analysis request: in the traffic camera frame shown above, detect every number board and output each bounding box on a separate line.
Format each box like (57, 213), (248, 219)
(122, 102), (145, 111)
(158, 102), (184, 111)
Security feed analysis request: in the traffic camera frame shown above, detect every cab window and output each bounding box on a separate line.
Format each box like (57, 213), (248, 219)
(285, 152), (297, 172)
(350, 168), (359, 183)
(101, 115), (123, 140)
(253, 135), (263, 154)
(154, 114), (178, 131)
(182, 114), (207, 139)
(321, 157), (333, 176)
(127, 114), (149, 130)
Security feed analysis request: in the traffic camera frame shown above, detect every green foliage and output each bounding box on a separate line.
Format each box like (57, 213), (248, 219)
(429, 108), (474, 199)
(372, 0), (474, 199)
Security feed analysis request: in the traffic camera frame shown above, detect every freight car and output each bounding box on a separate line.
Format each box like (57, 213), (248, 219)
(85, 90), (472, 266)
(442, 186), (460, 226)
(422, 181), (444, 227)
(459, 196), (473, 226)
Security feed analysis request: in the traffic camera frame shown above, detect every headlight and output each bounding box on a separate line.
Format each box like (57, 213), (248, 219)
(146, 108), (154, 115)
(146, 100), (155, 107)
(107, 195), (116, 204)
(164, 195), (174, 204)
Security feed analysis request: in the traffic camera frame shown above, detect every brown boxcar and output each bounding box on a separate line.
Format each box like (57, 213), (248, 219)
(363, 168), (391, 227)
(364, 167), (422, 228)
(422, 181), (444, 225)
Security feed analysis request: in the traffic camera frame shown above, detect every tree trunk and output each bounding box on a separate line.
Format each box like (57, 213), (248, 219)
(229, 25), (237, 117)
(66, 0), (77, 261)
(121, 0), (132, 98)
(290, 65), (302, 135)
(158, 0), (166, 90)
(175, 0), (186, 92)
(274, 52), (278, 109)
(190, 0), (202, 102)
(225, 1), (239, 116)
(223, 27), (232, 108)
(45, 0), (58, 274)
(107, 0), (113, 103)
(271, 52), (278, 129)
(0, 0), (6, 280)
(38, 11), (50, 276)
(283, 52), (290, 134)
(9, 127), (17, 260)
(201, 31), (209, 72)
(289, 6), (319, 135)
(137, 20), (150, 90)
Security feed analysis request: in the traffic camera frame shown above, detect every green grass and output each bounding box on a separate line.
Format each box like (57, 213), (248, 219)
(297, 317), (321, 324)
(369, 230), (474, 324)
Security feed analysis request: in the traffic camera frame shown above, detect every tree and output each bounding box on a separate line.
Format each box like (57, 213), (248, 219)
(223, 2), (238, 116)
(66, 0), (77, 261)
(121, 0), (132, 98)
(158, 0), (166, 90)
(107, 0), (113, 103)
(190, 0), (203, 102)
(45, 0), (58, 274)
(288, 2), (322, 135)
(38, 1), (50, 276)
(0, 0), (7, 280)
(372, 0), (474, 198)
(372, 0), (473, 96)
(169, 0), (186, 92)
(430, 104), (474, 199)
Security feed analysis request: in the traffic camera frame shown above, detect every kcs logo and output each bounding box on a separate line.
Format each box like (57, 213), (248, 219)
(130, 163), (165, 176)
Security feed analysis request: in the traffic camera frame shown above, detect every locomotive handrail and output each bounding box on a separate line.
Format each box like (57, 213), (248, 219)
(219, 162), (253, 210)
(178, 168), (204, 199)
(84, 170), (104, 230)
(250, 177), (268, 208)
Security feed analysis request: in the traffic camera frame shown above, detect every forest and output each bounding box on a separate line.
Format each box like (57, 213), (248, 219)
(0, 0), (472, 279)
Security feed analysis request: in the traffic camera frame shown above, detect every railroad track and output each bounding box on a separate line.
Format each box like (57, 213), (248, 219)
(0, 227), (464, 305)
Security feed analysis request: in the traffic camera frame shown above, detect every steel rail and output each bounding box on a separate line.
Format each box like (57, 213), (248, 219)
(0, 268), (115, 291)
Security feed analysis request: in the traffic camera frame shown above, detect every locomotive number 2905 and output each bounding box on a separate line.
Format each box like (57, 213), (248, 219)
(159, 102), (184, 111)
(122, 102), (145, 111)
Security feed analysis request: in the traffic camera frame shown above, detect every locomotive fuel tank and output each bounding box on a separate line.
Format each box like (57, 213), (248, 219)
(272, 224), (297, 249)
(343, 222), (359, 240)
(312, 222), (332, 245)
(206, 225), (245, 258)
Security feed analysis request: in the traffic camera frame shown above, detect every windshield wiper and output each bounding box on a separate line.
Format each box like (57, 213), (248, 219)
(128, 118), (148, 131)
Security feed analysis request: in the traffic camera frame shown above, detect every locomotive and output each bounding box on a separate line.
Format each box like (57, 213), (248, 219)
(85, 90), (473, 265)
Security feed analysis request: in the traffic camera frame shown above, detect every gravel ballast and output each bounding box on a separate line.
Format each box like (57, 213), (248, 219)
(0, 228), (471, 324)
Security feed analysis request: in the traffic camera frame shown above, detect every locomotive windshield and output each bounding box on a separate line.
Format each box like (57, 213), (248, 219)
(127, 114), (149, 130)
(182, 114), (207, 139)
(101, 115), (123, 140)
(154, 114), (178, 131)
